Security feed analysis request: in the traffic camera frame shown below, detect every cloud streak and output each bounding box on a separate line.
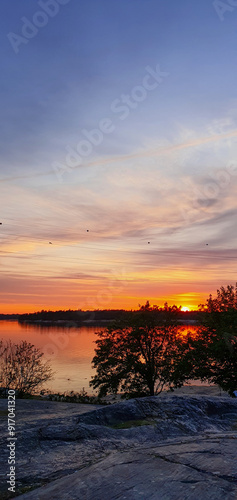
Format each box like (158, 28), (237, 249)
(1, 129), (237, 183)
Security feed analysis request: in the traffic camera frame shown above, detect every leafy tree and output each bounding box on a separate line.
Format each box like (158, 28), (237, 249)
(180, 284), (237, 396)
(199, 284), (237, 313)
(90, 307), (187, 398)
(0, 340), (53, 396)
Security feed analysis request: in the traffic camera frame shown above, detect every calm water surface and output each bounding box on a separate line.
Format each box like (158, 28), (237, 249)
(0, 321), (198, 394)
(0, 321), (103, 394)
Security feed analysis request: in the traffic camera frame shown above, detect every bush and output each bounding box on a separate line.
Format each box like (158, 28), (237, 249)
(0, 340), (53, 396)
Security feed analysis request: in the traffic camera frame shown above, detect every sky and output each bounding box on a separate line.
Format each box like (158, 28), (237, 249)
(1, 0), (237, 313)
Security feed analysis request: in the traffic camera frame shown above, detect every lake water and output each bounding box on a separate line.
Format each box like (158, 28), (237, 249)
(0, 321), (198, 395)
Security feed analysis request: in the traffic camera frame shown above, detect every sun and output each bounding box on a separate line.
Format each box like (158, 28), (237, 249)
(181, 306), (190, 312)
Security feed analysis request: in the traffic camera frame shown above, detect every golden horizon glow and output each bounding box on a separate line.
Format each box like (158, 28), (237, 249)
(1, 297), (201, 315)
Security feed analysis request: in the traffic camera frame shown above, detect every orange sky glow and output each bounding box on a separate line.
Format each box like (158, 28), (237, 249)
(0, 210), (235, 314)
(0, 215), (236, 314)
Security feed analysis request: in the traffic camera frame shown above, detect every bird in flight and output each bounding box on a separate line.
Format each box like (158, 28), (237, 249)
(148, 242), (150, 244)
(49, 242), (53, 245)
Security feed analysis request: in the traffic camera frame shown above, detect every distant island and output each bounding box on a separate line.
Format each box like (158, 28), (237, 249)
(0, 308), (201, 326)
(0, 313), (20, 320)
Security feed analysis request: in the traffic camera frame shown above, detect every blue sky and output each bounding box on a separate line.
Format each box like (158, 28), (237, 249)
(1, 0), (237, 312)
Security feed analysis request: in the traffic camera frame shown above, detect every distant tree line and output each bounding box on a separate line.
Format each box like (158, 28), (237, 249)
(0, 314), (19, 320)
(18, 309), (128, 324)
(16, 306), (201, 325)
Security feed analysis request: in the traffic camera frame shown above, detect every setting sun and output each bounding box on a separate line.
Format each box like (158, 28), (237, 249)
(181, 307), (190, 312)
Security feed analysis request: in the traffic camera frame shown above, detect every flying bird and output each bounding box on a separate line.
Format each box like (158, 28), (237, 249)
(86, 230), (89, 232)
(49, 242), (52, 244)
(148, 242), (150, 244)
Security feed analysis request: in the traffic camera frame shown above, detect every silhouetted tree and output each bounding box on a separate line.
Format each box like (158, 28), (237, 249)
(90, 307), (187, 398)
(179, 284), (237, 396)
(0, 340), (53, 396)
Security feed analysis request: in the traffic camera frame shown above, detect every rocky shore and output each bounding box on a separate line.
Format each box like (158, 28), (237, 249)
(0, 387), (236, 499)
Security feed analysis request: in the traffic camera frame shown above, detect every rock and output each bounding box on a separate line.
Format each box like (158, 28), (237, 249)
(16, 437), (237, 500)
(78, 395), (237, 436)
(0, 394), (236, 499)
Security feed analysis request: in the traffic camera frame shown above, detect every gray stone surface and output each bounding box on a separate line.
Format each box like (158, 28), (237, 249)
(0, 393), (237, 499)
(16, 436), (237, 500)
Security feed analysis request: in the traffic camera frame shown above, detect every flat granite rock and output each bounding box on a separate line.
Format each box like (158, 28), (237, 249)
(16, 435), (237, 500)
(0, 394), (236, 499)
